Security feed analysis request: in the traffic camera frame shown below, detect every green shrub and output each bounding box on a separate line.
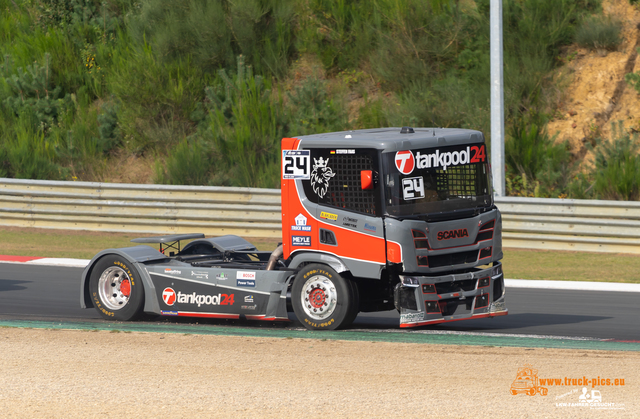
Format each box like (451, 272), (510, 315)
(286, 75), (346, 135)
(575, 15), (622, 51)
(204, 57), (284, 188)
(154, 137), (212, 185)
(590, 122), (640, 200)
(505, 118), (572, 197)
(127, 0), (295, 78)
(1, 53), (73, 132)
(4, 112), (67, 179)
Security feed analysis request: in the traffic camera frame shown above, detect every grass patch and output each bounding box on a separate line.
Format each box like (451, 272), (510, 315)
(1, 226), (279, 259)
(502, 249), (640, 283)
(1, 226), (638, 283)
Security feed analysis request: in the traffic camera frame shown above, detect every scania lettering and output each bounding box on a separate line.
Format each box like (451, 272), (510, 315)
(81, 127), (507, 330)
(437, 229), (470, 240)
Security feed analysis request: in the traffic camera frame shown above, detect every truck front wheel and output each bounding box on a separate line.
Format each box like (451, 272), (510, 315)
(89, 255), (145, 321)
(292, 264), (358, 330)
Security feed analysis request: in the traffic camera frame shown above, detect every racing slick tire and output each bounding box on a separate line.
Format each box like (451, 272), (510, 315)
(292, 264), (358, 330)
(89, 255), (145, 321)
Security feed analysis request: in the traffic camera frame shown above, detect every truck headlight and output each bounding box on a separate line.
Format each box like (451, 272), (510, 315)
(399, 275), (420, 287)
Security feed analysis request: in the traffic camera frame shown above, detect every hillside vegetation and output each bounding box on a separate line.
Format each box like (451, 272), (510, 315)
(2, 0), (640, 198)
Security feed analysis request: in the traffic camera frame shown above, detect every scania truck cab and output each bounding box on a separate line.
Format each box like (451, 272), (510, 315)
(281, 127), (507, 329)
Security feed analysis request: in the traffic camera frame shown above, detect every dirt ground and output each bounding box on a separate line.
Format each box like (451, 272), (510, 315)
(547, 0), (640, 166)
(0, 328), (636, 418)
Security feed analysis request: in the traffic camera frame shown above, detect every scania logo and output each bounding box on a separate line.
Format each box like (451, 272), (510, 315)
(162, 287), (176, 306)
(437, 228), (469, 240)
(395, 150), (415, 175)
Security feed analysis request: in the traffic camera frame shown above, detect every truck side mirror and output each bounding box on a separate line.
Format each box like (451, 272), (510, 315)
(361, 170), (373, 190)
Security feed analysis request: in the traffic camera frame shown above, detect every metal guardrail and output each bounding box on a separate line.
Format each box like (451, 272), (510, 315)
(0, 178), (282, 238)
(2, 178), (640, 253)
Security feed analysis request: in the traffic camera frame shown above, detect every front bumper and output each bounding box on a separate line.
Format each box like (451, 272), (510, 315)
(395, 262), (507, 328)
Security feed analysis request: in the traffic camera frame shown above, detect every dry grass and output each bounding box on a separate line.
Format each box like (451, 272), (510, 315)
(2, 227), (638, 283)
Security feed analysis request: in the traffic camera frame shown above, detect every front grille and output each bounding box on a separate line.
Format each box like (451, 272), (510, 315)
(435, 279), (478, 294)
(437, 297), (473, 316)
(428, 250), (478, 268)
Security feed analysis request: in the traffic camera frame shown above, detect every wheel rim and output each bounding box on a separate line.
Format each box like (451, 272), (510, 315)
(97, 266), (131, 311)
(300, 275), (338, 320)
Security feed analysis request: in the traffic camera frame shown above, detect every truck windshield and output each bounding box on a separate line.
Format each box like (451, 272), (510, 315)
(382, 143), (492, 218)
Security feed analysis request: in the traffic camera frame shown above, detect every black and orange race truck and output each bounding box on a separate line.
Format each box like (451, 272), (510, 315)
(81, 127), (507, 330)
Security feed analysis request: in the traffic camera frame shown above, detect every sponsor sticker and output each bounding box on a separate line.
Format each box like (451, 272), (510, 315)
(320, 211), (338, 221)
(402, 176), (425, 200)
(342, 216), (358, 228)
(191, 271), (208, 279)
(162, 287), (177, 306)
(164, 268), (181, 275)
(364, 223), (377, 232)
(216, 272), (229, 281)
(292, 235), (311, 247)
(292, 213), (312, 232)
(395, 150), (415, 175)
(244, 295), (254, 303)
(241, 304), (258, 310)
(400, 312), (425, 323)
(176, 291), (234, 307)
(282, 150), (310, 180)
(161, 311), (179, 316)
(334, 149), (355, 154)
(237, 279), (256, 287)
(236, 271), (256, 280)
(394, 145), (487, 173)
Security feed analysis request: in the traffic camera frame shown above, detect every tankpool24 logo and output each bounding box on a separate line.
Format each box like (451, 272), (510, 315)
(395, 145), (486, 173)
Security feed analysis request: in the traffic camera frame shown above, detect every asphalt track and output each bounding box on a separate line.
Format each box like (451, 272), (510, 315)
(1, 263), (639, 350)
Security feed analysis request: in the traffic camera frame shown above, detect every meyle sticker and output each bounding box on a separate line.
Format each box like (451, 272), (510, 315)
(216, 272), (229, 281)
(320, 211), (338, 221)
(395, 151), (415, 175)
(164, 268), (181, 275)
(237, 279), (256, 287)
(292, 236), (311, 247)
(241, 304), (257, 310)
(364, 223), (377, 232)
(237, 271), (256, 280)
(162, 287), (177, 306)
(244, 295), (254, 303)
(191, 271), (208, 279)
(311, 157), (335, 198)
(283, 150), (310, 179)
(292, 213), (312, 231)
(342, 216), (358, 228)
(402, 176), (425, 200)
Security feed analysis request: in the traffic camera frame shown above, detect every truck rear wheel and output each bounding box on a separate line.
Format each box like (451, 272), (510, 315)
(292, 264), (358, 330)
(89, 255), (145, 321)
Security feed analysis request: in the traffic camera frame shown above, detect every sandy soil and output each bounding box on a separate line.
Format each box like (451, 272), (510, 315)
(546, 0), (640, 166)
(0, 328), (636, 418)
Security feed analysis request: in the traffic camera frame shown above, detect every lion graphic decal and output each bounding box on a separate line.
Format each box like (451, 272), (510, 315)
(311, 157), (335, 198)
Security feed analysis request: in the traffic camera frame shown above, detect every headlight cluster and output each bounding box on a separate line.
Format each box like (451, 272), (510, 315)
(399, 275), (420, 287)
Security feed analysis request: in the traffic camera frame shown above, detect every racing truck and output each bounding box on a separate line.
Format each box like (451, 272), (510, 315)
(80, 127), (507, 330)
